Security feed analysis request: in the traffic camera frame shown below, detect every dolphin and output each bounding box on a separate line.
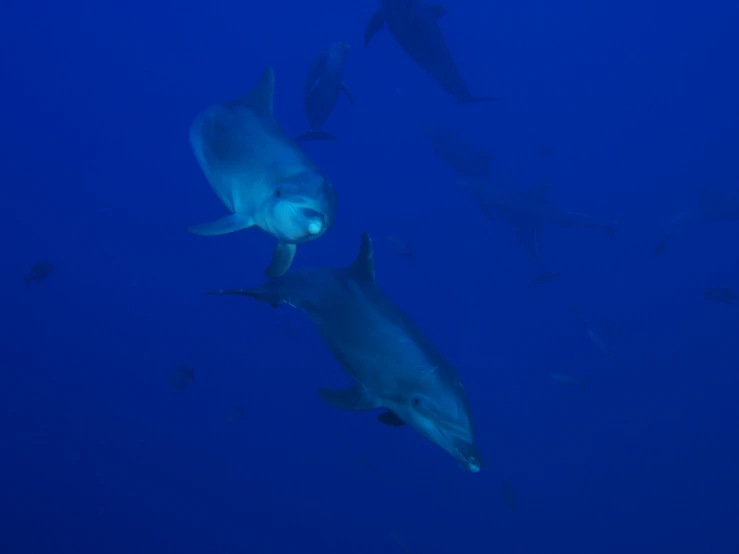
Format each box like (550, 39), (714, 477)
(364, 0), (498, 104)
(651, 187), (739, 257)
(206, 233), (483, 472)
(423, 122), (495, 178)
(188, 67), (338, 277)
(458, 178), (617, 285)
(295, 42), (354, 142)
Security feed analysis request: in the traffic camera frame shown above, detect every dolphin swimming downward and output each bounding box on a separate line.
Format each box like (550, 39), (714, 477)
(458, 178), (617, 285)
(296, 42), (354, 142)
(188, 67), (337, 277)
(651, 187), (739, 257)
(365, 0), (498, 104)
(207, 233), (483, 472)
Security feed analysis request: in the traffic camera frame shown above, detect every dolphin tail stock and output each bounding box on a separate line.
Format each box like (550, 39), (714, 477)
(23, 276), (31, 288)
(364, 10), (385, 46)
(294, 130), (339, 142)
(188, 214), (254, 236)
(454, 96), (505, 105)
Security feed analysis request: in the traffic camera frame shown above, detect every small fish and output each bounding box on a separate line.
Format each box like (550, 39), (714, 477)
(550, 372), (586, 389)
(704, 286), (737, 304)
(167, 365), (195, 391)
(386, 235), (415, 262)
(226, 403), (246, 423)
(24, 262), (54, 288)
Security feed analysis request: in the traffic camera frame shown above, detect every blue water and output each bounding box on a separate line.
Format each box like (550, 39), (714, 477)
(2, 0), (738, 552)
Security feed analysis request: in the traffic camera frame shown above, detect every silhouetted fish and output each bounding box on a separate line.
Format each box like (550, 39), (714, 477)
(704, 286), (737, 304)
(24, 262), (54, 288)
(167, 366), (195, 391)
(226, 403), (246, 422)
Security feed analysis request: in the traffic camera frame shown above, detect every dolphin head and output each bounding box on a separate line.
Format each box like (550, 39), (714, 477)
(400, 382), (482, 473)
(326, 42), (351, 70)
(261, 171), (337, 244)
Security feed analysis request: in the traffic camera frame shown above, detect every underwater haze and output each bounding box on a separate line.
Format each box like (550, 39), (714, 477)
(1, 0), (738, 552)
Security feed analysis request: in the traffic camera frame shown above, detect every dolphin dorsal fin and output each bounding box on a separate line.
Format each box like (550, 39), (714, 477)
(348, 232), (375, 284)
(240, 67), (275, 116)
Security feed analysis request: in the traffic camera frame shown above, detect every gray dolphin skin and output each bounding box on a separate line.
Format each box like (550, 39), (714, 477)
(188, 67), (338, 278)
(423, 122), (495, 178)
(365, 0), (497, 104)
(651, 187), (739, 257)
(206, 233), (483, 472)
(295, 42), (354, 142)
(459, 178), (616, 284)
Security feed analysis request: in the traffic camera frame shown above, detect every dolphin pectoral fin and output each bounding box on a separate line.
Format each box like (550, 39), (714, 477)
(348, 233), (376, 284)
(428, 4), (447, 19)
(377, 410), (406, 427)
(188, 214), (253, 236)
(318, 386), (377, 411)
(295, 130), (339, 142)
(341, 82), (355, 104)
(364, 10), (385, 47)
(265, 243), (297, 278)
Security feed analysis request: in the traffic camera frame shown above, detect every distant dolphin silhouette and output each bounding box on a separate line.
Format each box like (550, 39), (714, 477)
(458, 178), (617, 285)
(365, 0), (499, 104)
(296, 42), (354, 142)
(651, 187), (739, 257)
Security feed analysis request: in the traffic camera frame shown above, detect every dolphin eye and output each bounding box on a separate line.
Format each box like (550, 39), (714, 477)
(411, 397), (421, 407)
(274, 188), (282, 197)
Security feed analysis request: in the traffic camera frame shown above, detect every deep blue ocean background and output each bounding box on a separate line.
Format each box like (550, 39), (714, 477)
(2, 0), (738, 552)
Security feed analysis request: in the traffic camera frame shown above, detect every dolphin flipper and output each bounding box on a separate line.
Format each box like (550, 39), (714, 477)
(188, 214), (254, 236)
(295, 131), (339, 142)
(348, 232), (376, 284)
(318, 386), (377, 410)
(377, 410), (406, 427)
(365, 10), (385, 47)
(265, 243), (297, 278)
(341, 82), (355, 104)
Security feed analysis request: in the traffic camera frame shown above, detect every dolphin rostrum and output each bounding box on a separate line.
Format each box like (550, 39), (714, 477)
(206, 233), (483, 472)
(459, 178), (617, 285)
(651, 187), (739, 257)
(188, 67), (338, 277)
(365, 0), (498, 104)
(295, 42), (354, 142)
